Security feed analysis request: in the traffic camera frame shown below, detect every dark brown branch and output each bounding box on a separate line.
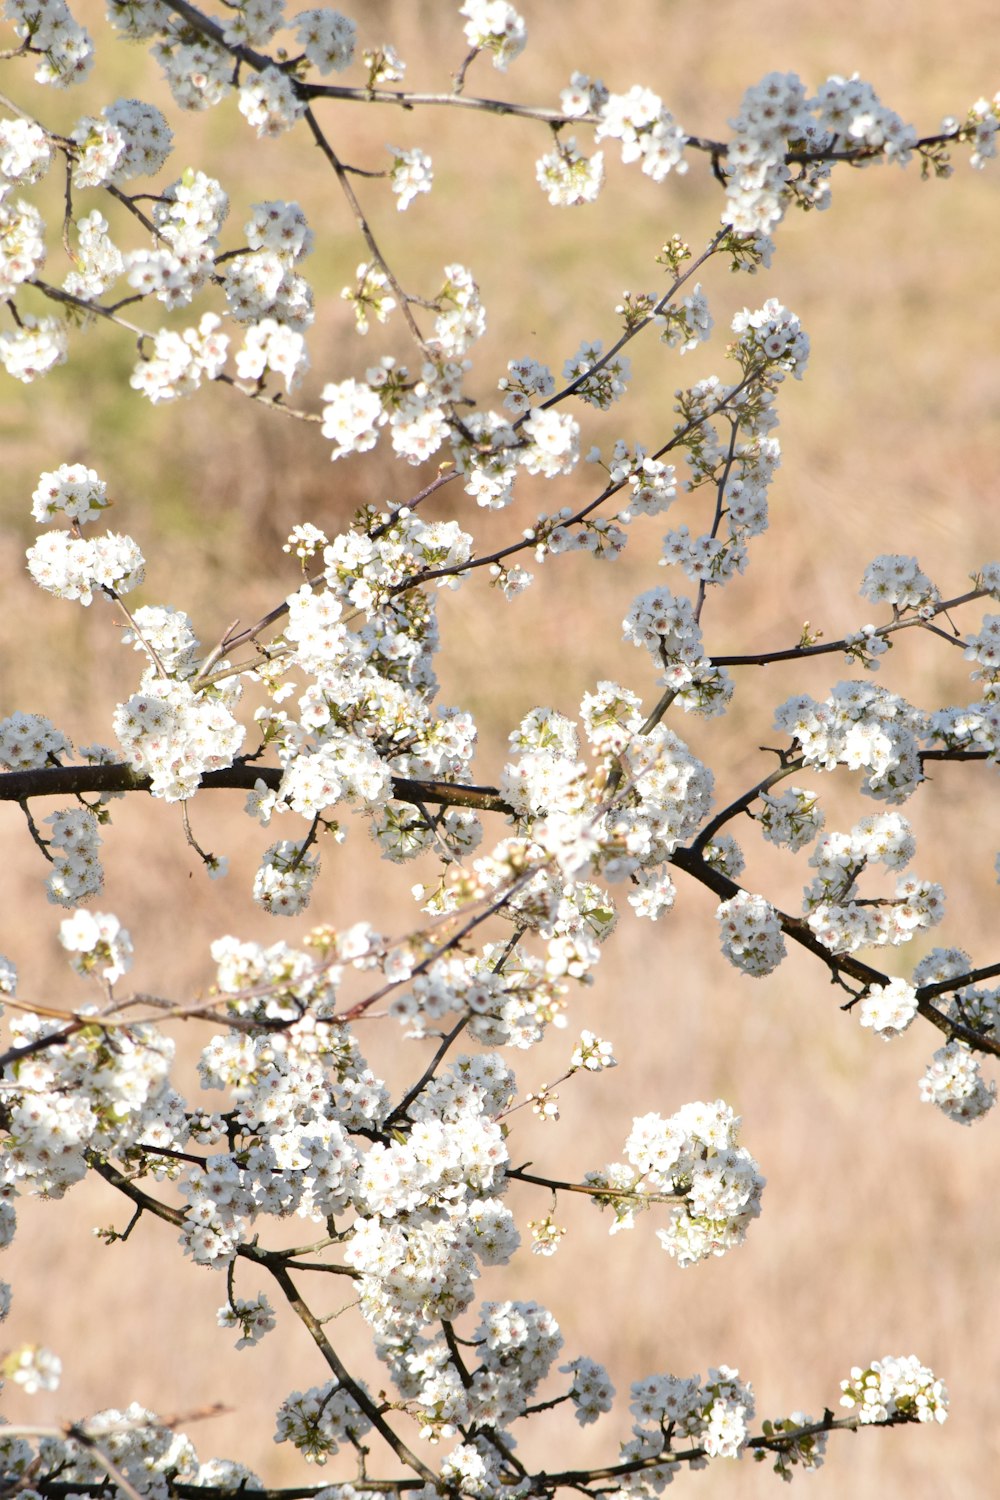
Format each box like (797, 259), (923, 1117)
(668, 845), (1000, 1058)
(0, 761), (514, 814)
(264, 1263), (438, 1485)
(713, 587), (984, 666)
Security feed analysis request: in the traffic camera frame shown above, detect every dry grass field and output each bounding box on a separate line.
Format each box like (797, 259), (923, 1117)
(1, 2), (999, 1495)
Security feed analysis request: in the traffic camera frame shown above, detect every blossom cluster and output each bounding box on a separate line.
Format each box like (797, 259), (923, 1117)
(113, 673), (245, 803)
(840, 1355), (949, 1425)
(3, 918), (173, 1196)
(460, 0), (527, 72)
(775, 680), (927, 800)
(911, 948), (998, 1123)
(587, 1100), (765, 1266)
(757, 785), (824, 851)
(716, 890), (787, 976)
(595, 84), (688, 183)
(623, 1364), (755, 1464)
(43, 807), (104, 905)
(723, 71), (918, 235)
(0, 710), (70, 770)
(860, 553), (940, 612)
(27, 531), (145, 605)
(495, 691), (713, 925)
(802, 812), (944, 955)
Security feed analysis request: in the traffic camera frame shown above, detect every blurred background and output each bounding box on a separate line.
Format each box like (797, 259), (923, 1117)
(1, 1), (999, 1494)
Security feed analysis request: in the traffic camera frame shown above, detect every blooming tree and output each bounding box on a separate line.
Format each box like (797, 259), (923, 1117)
(0, 1), (997, 1494)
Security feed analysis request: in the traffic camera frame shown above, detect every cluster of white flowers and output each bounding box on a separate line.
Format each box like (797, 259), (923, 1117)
(154, 169), (230, 248)
(722, 72), (814, 234)
(118, 171), (227, 310)
(493, 692), (712, 921)
(623, 1364), (755, 1464)
(43, 807), (104, 904)
(3, 973), (175, 1195)
(964, 92), (1000, 168)
(274, 1379), (372, 1461)
(724, 72), (916, 234)
(861, 553), (939, 611)
(0, 311), (67, 382)
(910, 949), (998, 1123)
(72, 98), (171, 186)
(25, 464), (145, 615)
(596, 85), (687, 182)
(30, 462), (107, 523)
(803, 812), (944, 955)
(840, 1356), (948, 1425)
(16, 1401), (212, 1497)
(0, 193), (45, 299)
(150, 32), (233, 110)
(220, 0), (284, 49)
(929, 692), (1000, 760)
(387, 144), (432, 210)
(562, 338), (630, 409)
(0, 116), (51, 183)
(562, 1355), (615, 1424)
(320, 373), (383, 458)
(570, 1029), (617, 1072)
(120, 604), (200, 676)
(221, 202), (314, 331)
(428, 261), (486, 356)
(587, 1101), (765, 1266)
(3, 1343), (62, 1394)
(920, 1041), (997, 1124)
(814, 74), (918, 160)
(295, 8), (356, 74)
(535, 135), (604, 205)
(235, 317), (309, 392)
(340, 260), (396, 335)
(58, 907), (132, 982)
(0, 709), (70, 769)
(113, 673), (244, 802)
(459, 0), (526, 71)
(4, 0), (93, 86)
(521, 406), (580, 476)
(716, 890), (786, 976)
(605, 441), (677, 521)
(757, 785), (825, 850)
(252, 839), (321, 916)
(731, 296), (810, 381)
(964, 613), (1000, 681)
(623, 585), (734, 714)
(649, 304), (791, 596)
(217, 1293), (276, 1350)
(238, 66), (307, 138)
(130, 311), (229, 403)
(63, 209), (124, 299)
(775, 680), (927, 801)
(321, 269), (484, 463)
(859, 976), (919, 1040)
(26, 528), (145, 604)
(655, 281), (714, 352)
(499, 354), (555, 415)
